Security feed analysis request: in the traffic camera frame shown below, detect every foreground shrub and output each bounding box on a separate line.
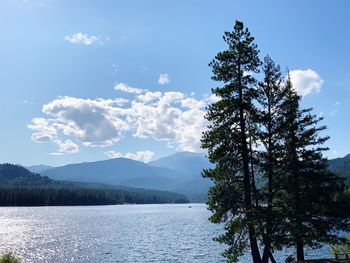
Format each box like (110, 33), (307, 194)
(0, 252), (21, 263)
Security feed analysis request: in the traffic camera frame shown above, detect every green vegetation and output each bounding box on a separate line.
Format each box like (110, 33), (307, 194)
(0, 163), (189, 205)
(202, 20), (350, 262)
(0, 252), (21, 263)
(330, 234), (350, 255)
(0, 187), (189, 206)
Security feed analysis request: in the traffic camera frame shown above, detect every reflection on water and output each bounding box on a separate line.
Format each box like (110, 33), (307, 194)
(0, 204), (226, 263)
(0, 204), (331, 262)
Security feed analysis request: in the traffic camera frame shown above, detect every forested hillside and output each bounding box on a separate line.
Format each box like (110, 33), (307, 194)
(0, 164), (189, 206)
(328, 154), (350, 183)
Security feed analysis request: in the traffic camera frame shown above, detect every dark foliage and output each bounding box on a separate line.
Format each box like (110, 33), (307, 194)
(273, 76), (350, 261)
(202, 20), (350, 263)
(202, 20), (262, 263)
(0, 187), (189, 206)
(0, 163), (189, 206)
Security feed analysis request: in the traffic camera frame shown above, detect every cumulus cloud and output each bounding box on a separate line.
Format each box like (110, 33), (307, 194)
(53, 139), (79, 155)
(158, 74), (170, 85)
(41, 97), (129, 147)
(137, 91), (162, 103)
(131, 91), (207, 151)
(29, 89), (210, 153)
(289, 69), (323, 96)
(65, 33), (101, 45)
(114, 83), (145, 94)
(28, 118), (80, 155)
(105, 150), (154, 162)
(28, 118), (57, 143)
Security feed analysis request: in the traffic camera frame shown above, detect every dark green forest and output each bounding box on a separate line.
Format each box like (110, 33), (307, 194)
(0, 163), (189, 206)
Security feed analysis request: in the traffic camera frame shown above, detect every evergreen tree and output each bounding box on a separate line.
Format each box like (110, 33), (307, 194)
(277, 75), (350, 261)
(256, 56), (286, 263)
(202, 20), (262, 262)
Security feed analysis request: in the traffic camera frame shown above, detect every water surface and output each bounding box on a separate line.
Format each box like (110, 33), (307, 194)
(0, 204), (331, 262)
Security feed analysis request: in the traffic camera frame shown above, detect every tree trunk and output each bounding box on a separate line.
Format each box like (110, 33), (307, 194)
(262, 245), (277, 263)
(290, 123), (303, 262)
(262, 87), (275, 263)
(238, 68), (261, 263)
(262, 246), (269, 263)
(269, 250), (277, 263)
(296, 239), (304, 261)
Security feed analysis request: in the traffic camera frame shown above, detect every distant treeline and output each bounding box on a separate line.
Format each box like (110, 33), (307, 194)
(0, 163), (189, 206)
(0, 187), (189, 206)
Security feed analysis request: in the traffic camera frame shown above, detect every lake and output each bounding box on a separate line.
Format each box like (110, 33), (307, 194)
(0, 204), (332, 262)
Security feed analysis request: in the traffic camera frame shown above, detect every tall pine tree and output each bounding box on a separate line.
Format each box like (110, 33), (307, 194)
(203, 20), (350, 262)
(256, 55), (286, 263)
(202, 20), (262, 263)
(277, 75), (350, 261)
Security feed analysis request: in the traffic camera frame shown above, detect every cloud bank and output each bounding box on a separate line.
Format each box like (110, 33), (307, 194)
(29, 68), (321, 156)
(29, 86), (212, 155)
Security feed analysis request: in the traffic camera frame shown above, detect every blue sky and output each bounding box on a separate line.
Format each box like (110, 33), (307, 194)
(0, 0), (349, 166)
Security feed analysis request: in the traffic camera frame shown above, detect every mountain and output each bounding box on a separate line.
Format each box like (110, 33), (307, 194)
(42, 157), (187, 191)
(0, 163), (189, 205)
(27, 165), (53, 174)
(328, 154), (350, 184)
(149, 152), (213, 201)
(148, 151), (212, 174)
(40, 152), (214, 202)
(0, 163), (54, 187)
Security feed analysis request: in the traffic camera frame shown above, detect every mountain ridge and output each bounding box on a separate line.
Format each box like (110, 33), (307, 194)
(28, 152), (350, 203)
(0, 163), (189, 205)
(39, 152), (213, 201)
(27, 164), (54, 174)
(328, 153), (350, 183)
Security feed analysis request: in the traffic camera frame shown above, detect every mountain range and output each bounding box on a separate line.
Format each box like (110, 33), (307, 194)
(0, 163), (189, 205)
(26, 152), (350, 203)
(28, 152), (213, 202)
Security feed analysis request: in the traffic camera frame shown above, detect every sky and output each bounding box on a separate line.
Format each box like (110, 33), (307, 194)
(0, 0), (349, 166)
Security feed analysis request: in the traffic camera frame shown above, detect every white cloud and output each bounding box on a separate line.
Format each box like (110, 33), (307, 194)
(65, 33), (100, 45)
(137, 91), (162, 103)
(114, 83), (145, 94)
(105, 150), (154, 162)
(28, 118), (79, 155)
(54, 139), (79, 154)
(28, 118), (57, 143)
(41, 97), (129, 147)
(131, 91), (207, 152)
(289, 69), (323, 96)
(29, 89), (211, 153)
(158, 74), (170, 85)
(50, 152), (64, 156)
